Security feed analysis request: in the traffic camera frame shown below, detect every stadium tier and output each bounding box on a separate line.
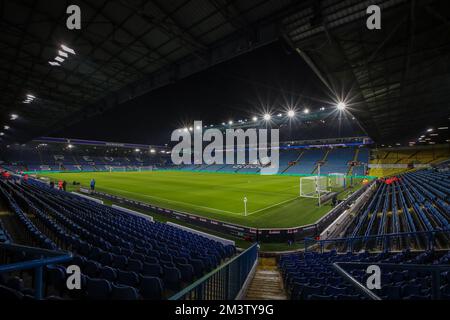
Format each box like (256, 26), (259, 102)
(1, 0), (449, 306)
(0, 178), (235, 299)
(326, 169), (450, 245)
(280, 249), (450, 300)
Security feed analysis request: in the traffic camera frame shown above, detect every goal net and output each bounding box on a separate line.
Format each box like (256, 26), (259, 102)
(299, 175), (330, 198)
(328, 173), (346, 189)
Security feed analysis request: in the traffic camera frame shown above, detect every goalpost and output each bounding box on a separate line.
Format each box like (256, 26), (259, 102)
(328, 172), (346, 189)
(299, 176), (330, 199)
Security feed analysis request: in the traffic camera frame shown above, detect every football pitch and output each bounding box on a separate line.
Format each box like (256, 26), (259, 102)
(39, 171), (362, 228)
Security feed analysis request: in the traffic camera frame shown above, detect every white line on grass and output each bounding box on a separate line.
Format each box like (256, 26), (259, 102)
(245, 196), (299, 216)
(103, 187), (241, 216)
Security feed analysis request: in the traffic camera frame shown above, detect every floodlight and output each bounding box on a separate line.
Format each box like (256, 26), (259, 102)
(0, 132), (4, 136)
(10, 114), (18, 120)
(4, 126), (9, 130)
(61, 44), (76, 55)
(58, 50), (68, 58)
(287, 110), (295, 118)
(150, 149), (156, 153)
(68, 144), (74, 149)
(134, 148), (140, 152)
(263, 114), (271, 121)
(48, 61), (61, 66)
(303, 108), (310, 114)
(228, 121), (233, 125)
(426, 128), (433, 132)
(55, 56), (65, 63)
(277, 113), (283, 117)
(252, 116), (258, 122)
(337, 102), (346, 110)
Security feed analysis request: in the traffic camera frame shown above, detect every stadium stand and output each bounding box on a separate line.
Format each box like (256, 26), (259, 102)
(369, 146), (450, 177)
(280, 249), (450, 300)
(0, 177), (235, 300)
(342, 169), (449, 241)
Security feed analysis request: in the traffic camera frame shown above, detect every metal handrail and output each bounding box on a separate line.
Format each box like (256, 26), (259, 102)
(305, 229), (450, 253)
(0, 243), (72, 300)
(332, 262), (381, 300)
(169, 243), (258, 300)
(333, 261), (450, 300)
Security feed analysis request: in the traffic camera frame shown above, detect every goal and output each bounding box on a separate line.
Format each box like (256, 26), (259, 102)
(328, 173), (346, 189)
(299, 175), (330, 198)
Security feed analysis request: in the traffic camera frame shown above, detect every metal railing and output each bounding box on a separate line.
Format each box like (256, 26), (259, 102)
(170, 243), (258, 300)
(0, 243), (72, 300)
(305, 229), (450, 253)
(333, 261), (450, 300)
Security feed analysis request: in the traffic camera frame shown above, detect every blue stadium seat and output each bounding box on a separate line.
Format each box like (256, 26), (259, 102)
(85, 277), (111, 300)
(139, 276), (164, 300)
(110, 284), (140, 300)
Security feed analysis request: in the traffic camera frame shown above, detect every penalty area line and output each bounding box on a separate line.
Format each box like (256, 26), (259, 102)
(244, 196), (299, 216)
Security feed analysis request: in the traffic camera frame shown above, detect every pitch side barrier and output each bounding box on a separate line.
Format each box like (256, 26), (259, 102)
(88, 180), (373, 243)
(305, 229), (450, 253)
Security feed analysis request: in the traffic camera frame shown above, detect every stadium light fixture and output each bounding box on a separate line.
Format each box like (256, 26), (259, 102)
(337, 102), (346, 110)
(61, 44), (76, 55)
(0, 132), (4, 136)
(426, 128), (433, 132)
(55, 56), (65, 63)
(438, 127), (448, 130)
(287, 110), (295, 118)
(320, 107), (325, 111)
(67, 144), (74, 149)
(10, 114), (18, 120)
(4, 125), (9, 130)
(134, 148), (140, 152)
(58, 50), (68, 58)
(48, 61), (61, 67)
(150, 149), (156, 153)
(263, 114), (271, 121)
(303, 108), (310, 114)
(228, 121), (233, 125)
(252, 116), (258, 122)
(277, 113), (283, 117)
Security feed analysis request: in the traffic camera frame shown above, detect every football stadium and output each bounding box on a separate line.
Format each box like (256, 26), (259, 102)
(0, 0), (449, 310)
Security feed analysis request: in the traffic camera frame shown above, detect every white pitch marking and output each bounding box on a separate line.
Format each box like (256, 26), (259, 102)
(243, 196), (299, 216)
(103, 187), (241, 215)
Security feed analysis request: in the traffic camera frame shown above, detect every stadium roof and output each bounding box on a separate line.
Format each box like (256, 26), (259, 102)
(1, 0), (449, 145)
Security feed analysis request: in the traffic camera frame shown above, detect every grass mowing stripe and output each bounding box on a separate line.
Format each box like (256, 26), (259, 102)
(39, 171), (363, 228)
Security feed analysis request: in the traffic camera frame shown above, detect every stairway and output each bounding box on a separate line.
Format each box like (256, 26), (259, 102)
(244, 258), (288, 300)
(312, 149), (330, 174)
(347, 148), (360, 175)
(281, 150), (305, 174)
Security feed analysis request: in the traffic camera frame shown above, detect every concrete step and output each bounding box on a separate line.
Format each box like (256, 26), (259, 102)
(244, 258), (288, 300)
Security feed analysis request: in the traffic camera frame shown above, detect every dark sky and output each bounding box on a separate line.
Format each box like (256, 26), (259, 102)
(55, 40), (329, 145)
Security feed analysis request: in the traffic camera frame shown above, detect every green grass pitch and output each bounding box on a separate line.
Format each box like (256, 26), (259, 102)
(39, 171), (362, 228)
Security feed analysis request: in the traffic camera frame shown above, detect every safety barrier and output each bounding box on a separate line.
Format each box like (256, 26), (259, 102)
(170, 243), (258, 300)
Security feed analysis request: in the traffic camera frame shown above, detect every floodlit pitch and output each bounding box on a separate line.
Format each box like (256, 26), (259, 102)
(40, 171), (363, 228)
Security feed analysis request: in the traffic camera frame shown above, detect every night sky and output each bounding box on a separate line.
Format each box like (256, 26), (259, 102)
(54, 40), (330, 145)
